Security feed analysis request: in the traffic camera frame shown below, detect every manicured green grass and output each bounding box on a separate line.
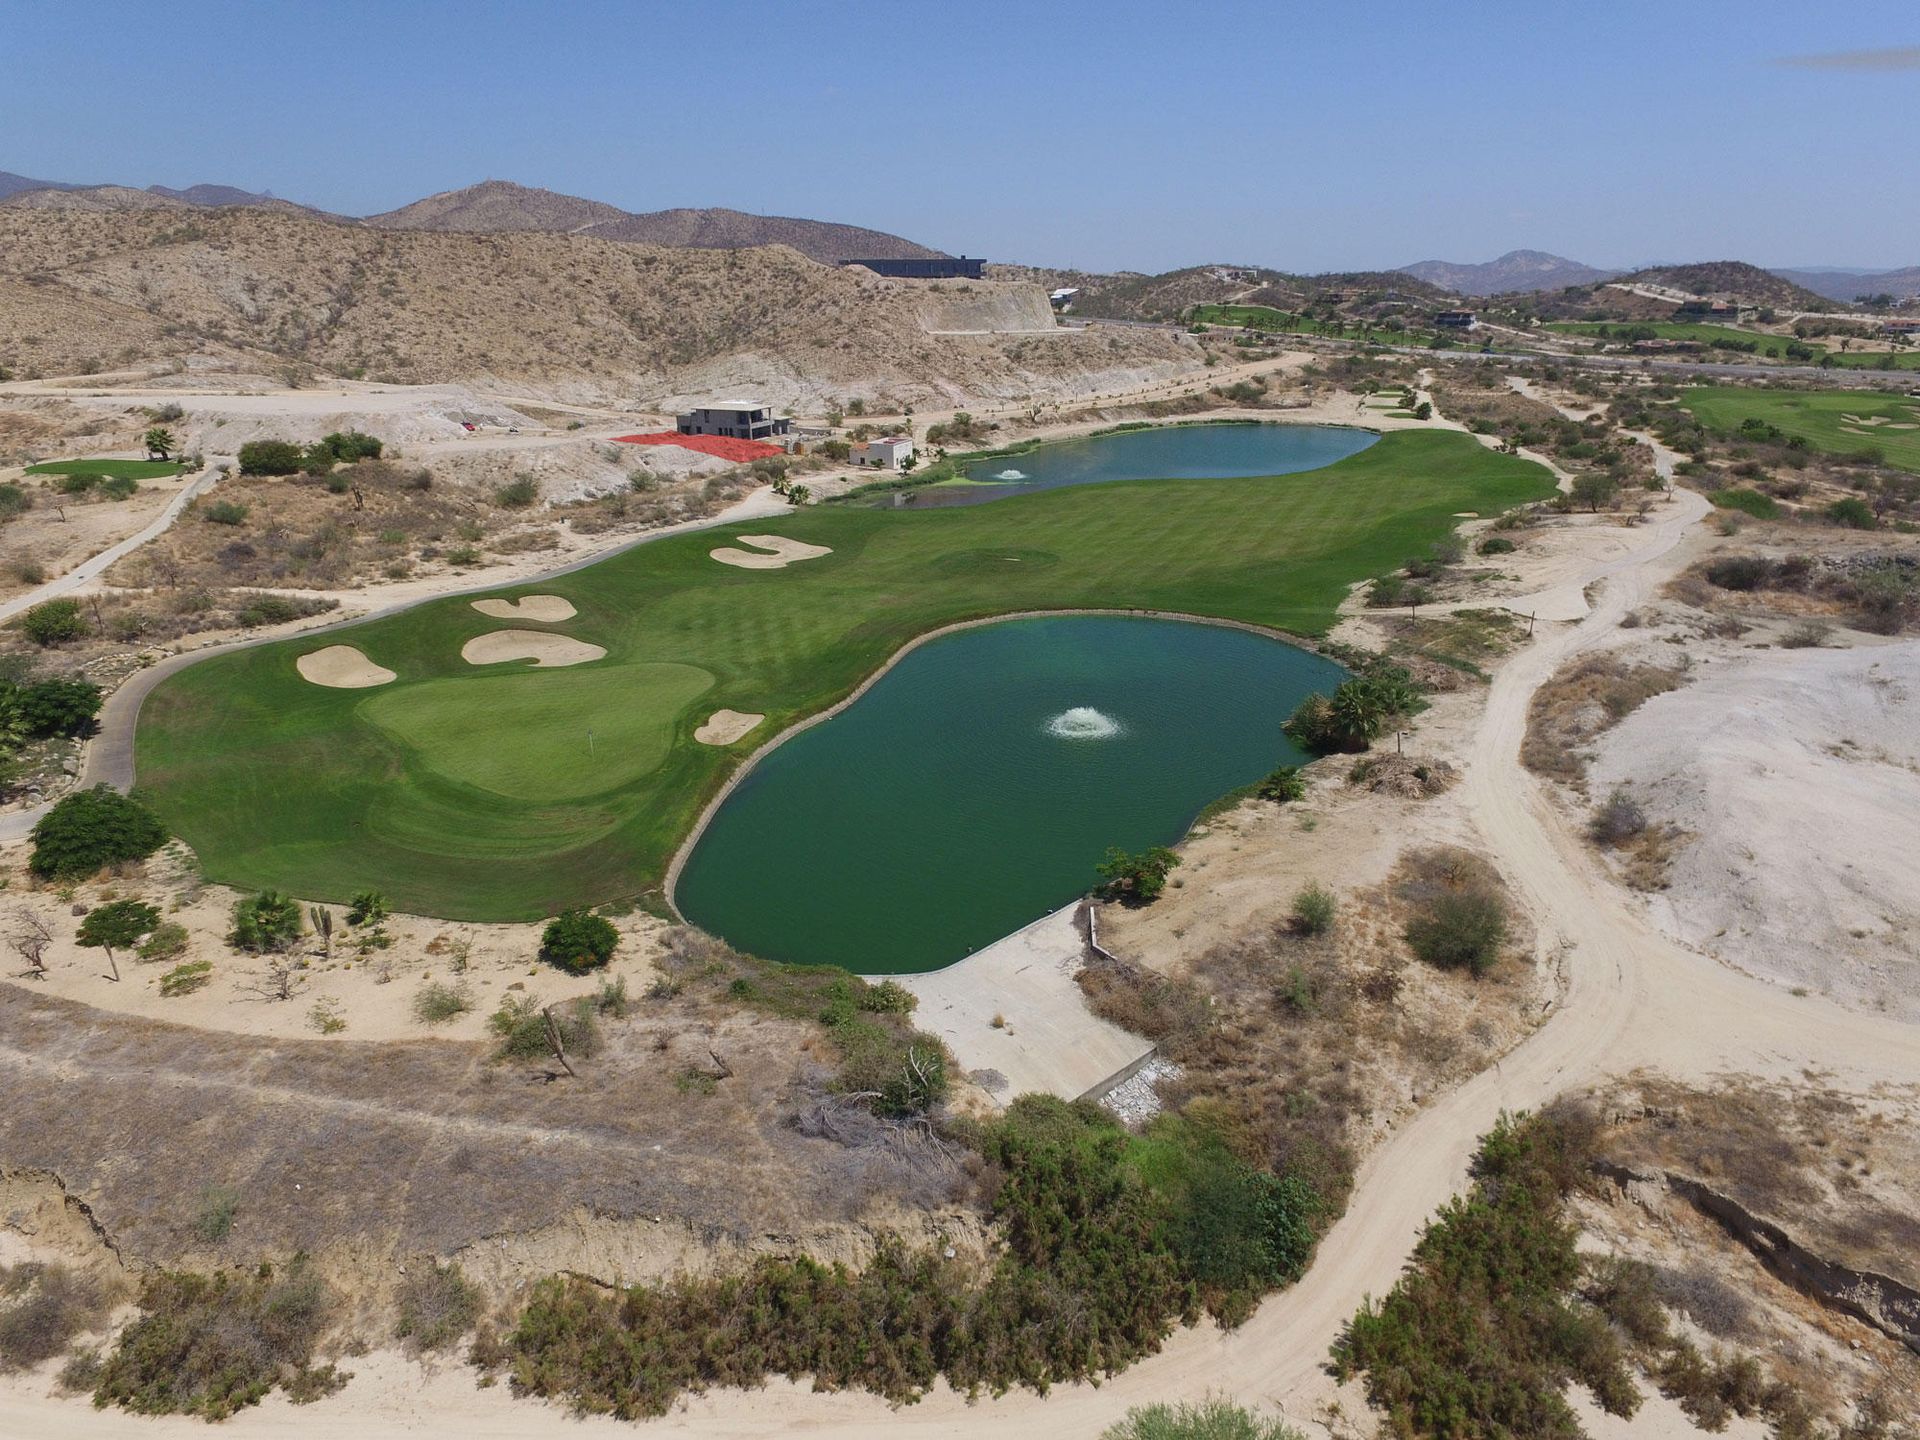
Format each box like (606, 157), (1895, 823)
(1682, 386), (1920, 474)
(135, 429), (1553, 920)
(1191, 303), (1434, 346)
(23, 457), (185, 479)
(1549, 321), (1920, 370)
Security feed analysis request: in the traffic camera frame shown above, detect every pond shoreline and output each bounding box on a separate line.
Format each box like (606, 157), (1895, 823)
(662, 606), (1337, 925)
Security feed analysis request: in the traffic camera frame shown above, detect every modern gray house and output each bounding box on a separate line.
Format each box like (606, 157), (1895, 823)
(838, 256), (987, 280)
(674, 404), (792, 441)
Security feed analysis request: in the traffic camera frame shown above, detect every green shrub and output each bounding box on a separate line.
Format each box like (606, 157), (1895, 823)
(1704, 555), (1774, 591)
(28, 786), (167, 879)
(1331, 1108), (1635, 1439)
(1709, 488), (1779, 519)
(1096, 844), (1181, 903)
(1825, 496), (1876, 529)
(138, 921), (190, 963)
(1105, 1399), (1304, 1440)
(192, 1186), (239, 1243)
(13, 677), (101, 737)
(159, 960), (212, 996)
(234, 595), (304, 628)
(89, 1261), (343, 1420)
(99, 474), (139, 500)
(1405, 889), (1508, 975)
(228, 890), (303, 953)
(1290, 883), (1336, 936)
(540, 908), (618, 973)
(236, 440), (305, 476)
(346, 890), (389, 927)
(202, 499), (249, 526)
(1256, 765), (1306, 802)
(0, 483), (27, 519)
(55, 472), (100, 496)
(21, 598), (89, 646)
(412, 981), (473, 1024)
(494, 476), (540, 508)
(1477, 535), (1516, 555)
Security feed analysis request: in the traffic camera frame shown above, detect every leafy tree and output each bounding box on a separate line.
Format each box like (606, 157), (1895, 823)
(229, 890), (304, 953)
(76, 899), (161, 981)
(143, 427), (176, 461)
(1290, 883), (1336, 936)
(1285, 666), (1424, 754)
(346, 890), (388, 926)
(235, 440), (305, 476)
(21, 599), (89, 647)
(540, 908), (619, 973)
(1095, 845), (1181, 903)
(1570, 473), (1618, 512)
(29, 787), (168, 880)
(17, 677), (102, 737)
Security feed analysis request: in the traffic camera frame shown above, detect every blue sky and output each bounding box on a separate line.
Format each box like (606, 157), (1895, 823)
(6, 0), (1916, 273)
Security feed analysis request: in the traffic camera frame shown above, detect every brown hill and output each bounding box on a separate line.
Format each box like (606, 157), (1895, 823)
(0, 205), (1195, 407)
(364, 179), (627, 233)
(364, 179), (942, 264)
(1622, 261), (1834, 311)
(0, 185), (192, 214)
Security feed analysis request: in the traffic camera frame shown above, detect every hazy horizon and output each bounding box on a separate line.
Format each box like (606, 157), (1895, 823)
(7, 0), (1918, 274)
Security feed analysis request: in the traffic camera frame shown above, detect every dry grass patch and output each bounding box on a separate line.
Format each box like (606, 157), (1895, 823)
(1522, 651), (1687, 785)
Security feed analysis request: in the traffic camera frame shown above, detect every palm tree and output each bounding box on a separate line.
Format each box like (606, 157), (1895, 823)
(144, 426), (176, 461)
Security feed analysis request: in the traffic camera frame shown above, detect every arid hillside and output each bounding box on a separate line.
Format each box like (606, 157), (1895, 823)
(364, 180), (944, 263)
(0, 206), (1198, 406)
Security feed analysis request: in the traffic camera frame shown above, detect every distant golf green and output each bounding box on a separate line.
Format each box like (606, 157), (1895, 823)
(1550, 322), (1920, 370)
(1682, 387), (1920, 473)
(23, 458), (185, 479)
(135, 427), (1553, 921)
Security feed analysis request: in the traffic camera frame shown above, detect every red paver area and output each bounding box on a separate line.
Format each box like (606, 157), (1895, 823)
(613, 431), (784, 462)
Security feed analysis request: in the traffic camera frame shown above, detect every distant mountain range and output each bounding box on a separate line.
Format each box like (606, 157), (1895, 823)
(1398, 249), (1620, 296)
(1770, 265), (1920, 303)
(0, 171), (942, 265)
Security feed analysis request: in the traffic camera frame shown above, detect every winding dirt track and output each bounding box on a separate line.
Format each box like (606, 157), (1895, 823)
(8, 479), (1920, 1439)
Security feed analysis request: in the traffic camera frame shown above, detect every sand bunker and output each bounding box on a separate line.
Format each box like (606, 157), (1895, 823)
(461, 630), (606, 668)
(296, 645), (396, 689)
(470, 595), (577, 622)
(709, 534), (833, 570)
(694, 709), (765, 745)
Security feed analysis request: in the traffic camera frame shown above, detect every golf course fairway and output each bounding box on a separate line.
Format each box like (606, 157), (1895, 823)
(133, 427), (1554, 921)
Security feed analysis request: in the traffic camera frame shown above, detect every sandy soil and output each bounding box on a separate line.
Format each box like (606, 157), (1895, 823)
(692, 709), (763, 745)
(458, 631), (605, 667)
(708, 534), (833, 569)
(295, 644), (397, 689)
(1590, 639), (1920, 1019)
(468, 595), (576, 622)
(0, 469), (190, 599)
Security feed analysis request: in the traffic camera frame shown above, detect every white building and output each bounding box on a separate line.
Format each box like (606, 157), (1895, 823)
(851, 436), (915, 469)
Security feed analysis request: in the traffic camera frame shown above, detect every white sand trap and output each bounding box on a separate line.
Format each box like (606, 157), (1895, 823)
(461, 630), (606, 668)
(709, 534), (834, 570)
(470, 595), (577, 622)
(694, 709), (765, 745)
(297, 645), (396, 689)
(1452, 512), (1479, 518)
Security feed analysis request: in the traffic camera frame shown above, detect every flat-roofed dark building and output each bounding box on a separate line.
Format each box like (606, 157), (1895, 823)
(675, 404), (791, 441)
(839, 256), (987, 280)
(1434, 309), (1477, 328)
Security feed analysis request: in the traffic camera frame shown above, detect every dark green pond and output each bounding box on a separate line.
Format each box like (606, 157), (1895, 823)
(674, 615), (1343, 974)
(915, 421), (1375, 506)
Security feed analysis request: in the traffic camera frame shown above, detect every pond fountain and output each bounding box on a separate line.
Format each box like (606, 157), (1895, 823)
(1045, 706), (1122, 740)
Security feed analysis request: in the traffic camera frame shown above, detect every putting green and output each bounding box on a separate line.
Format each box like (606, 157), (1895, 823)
(134, 427), (1554, 920)
(360, 662), (713, 803)
(1682, 387), (1920, 474)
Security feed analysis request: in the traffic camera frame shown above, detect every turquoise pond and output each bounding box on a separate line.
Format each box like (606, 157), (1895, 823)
(910, 421), (1376, 506)
(674, 615), (1344, 974)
